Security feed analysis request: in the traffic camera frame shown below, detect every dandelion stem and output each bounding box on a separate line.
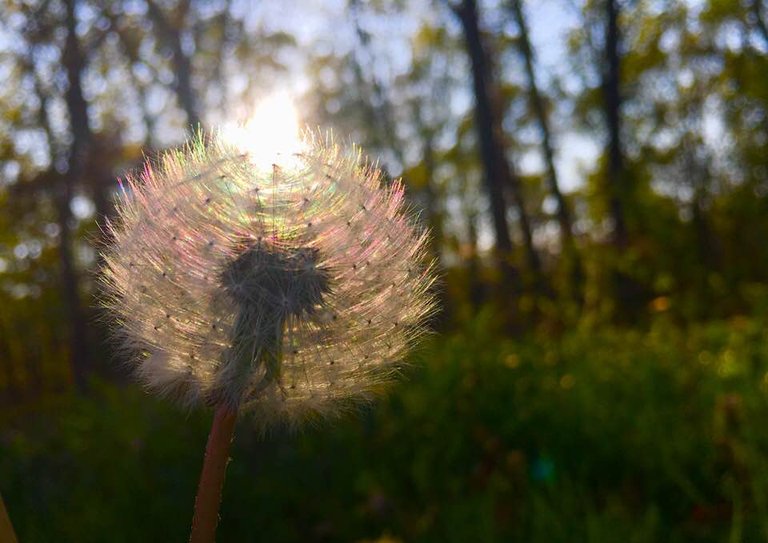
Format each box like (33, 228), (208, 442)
(0, 491), (18, 543)
(189, 403), (238, 543)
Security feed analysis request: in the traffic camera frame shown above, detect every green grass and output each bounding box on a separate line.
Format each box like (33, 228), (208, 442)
(3, 313), (768, 541)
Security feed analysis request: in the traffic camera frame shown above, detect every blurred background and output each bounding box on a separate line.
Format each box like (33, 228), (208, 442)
(2, 0), (768, 540)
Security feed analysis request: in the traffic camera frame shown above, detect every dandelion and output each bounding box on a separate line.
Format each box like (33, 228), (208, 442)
(100, 128), (437, 541)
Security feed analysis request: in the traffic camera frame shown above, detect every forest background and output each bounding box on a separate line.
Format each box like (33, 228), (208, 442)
(2, 0), (768, 541)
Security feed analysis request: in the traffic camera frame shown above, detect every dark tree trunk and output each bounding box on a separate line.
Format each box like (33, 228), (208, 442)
(55, 183), (90, 393)
(752, 0), (768, 48)
(454, 0), (512, 258)
(604, 0), (629, 249)
(692, 190), (715, 271)
(146, 0), (202, 129)
(510, 0), (583, 301)
(421, 132), (443, 256)
(601, 0), (647, 320)
(691, 175), (718, 314)
(453, 0), (542, 292)
(61, 0), (91, 392)
(465, 206), (485, 309)
(61, 0), (114, 226)
(63, 0), (91, 168)
(63, 0), (114, 222)
(0, 321), (20, 402)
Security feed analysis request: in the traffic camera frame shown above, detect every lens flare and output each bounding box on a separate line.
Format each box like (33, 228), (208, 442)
(220, 93), (307, 171)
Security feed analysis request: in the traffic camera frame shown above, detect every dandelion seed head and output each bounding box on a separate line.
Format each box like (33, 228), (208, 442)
(101, 130), (437, 430)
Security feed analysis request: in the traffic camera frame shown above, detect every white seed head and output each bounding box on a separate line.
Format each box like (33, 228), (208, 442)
(100, 131), (438, 430)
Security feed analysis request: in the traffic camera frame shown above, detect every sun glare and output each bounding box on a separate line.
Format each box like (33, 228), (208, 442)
(220, 93), (306, 172)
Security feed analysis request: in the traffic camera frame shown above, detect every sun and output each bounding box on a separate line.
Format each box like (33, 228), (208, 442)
(220, 92), (307, 172)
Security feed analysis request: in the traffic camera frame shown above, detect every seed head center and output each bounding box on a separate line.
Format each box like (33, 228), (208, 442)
(221, 243), (330, 319)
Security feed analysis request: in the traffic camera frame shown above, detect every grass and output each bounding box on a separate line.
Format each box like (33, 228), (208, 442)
(3, 312), (768, 541)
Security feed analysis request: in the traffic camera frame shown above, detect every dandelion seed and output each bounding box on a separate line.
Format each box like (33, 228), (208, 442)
(100, 130), (437, 429)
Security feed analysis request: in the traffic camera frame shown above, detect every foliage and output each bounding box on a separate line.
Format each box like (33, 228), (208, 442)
(5, 315), (768, 541)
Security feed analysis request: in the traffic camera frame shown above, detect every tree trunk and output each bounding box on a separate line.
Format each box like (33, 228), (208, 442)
(63, 0), (115, 221)
(0, 320), (20, 402)
(146, 0), (202, 129)
(55, 180), (90, 393)
(604, 0), (629, 249)
(61, 0), (91, 392)
(752, 0), (768, 48)
(509, 0), (583, 302)
(454, 0), (542, 293)
(465, 205), (486, 309)
(421, 132), (443, 257)
(602, 0), (646, 320)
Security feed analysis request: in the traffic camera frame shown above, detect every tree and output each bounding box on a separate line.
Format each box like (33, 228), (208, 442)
(451, 0), (542, 295)
(603, 0), (629, 250)
(508, 0), (583, 303)
(144, 0), (202, 128)
(59, 0), (93, 391)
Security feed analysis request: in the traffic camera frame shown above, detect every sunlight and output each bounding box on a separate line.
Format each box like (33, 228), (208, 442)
(220, 92), (307, 172)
